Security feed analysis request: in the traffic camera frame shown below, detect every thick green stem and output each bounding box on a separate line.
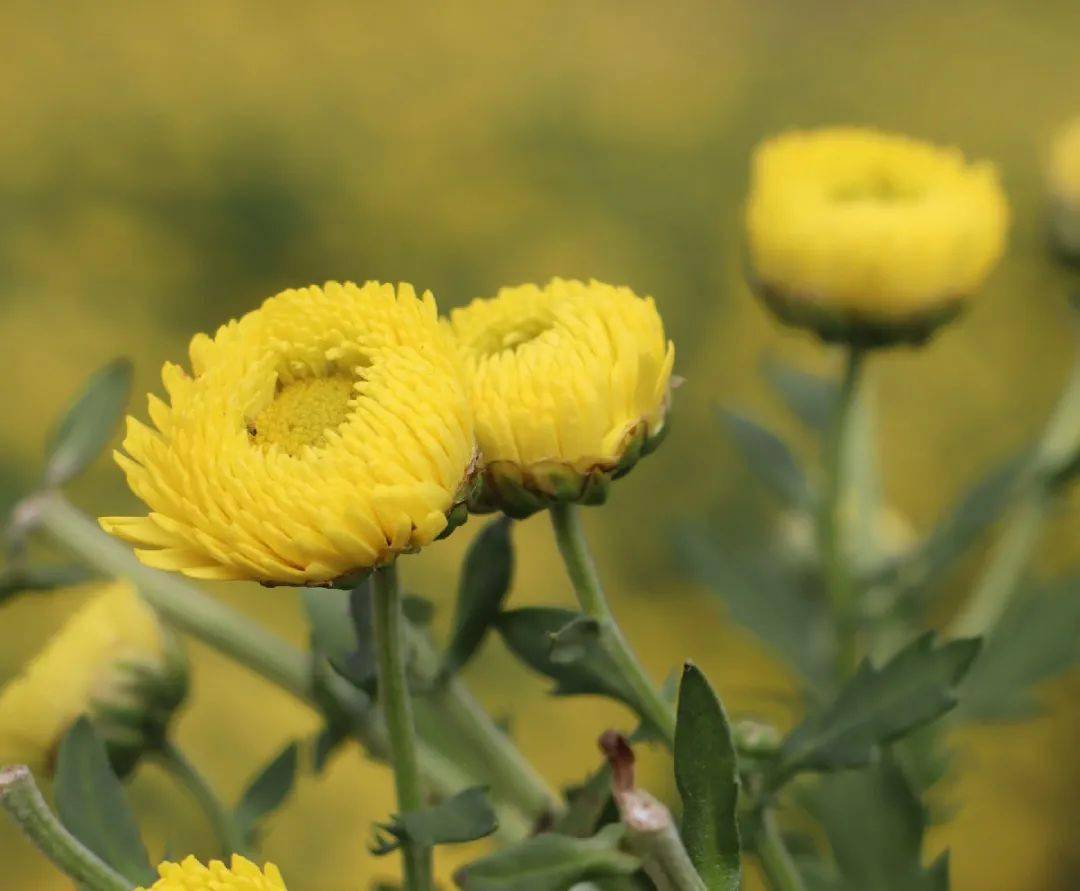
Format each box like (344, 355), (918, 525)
(756, 810), (806, 891)
(156, 742), (249, 859)
(819, 346), (865, 677)
(372, 565), (432, 891)
(0, 765), (133, 891)
(549, 503), (676, 746)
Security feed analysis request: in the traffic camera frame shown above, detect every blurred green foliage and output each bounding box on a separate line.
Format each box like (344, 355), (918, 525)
(1, 1), (1077, 889)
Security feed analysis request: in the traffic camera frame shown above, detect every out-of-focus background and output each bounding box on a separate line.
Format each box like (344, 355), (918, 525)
(1, 2), (1078, 889)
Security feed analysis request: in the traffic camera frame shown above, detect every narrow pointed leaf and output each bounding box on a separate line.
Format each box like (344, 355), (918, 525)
(234, 741), (300, 842)
(674, 663), (741, 890)
(719, 409), (810, 507)
(455, 824), (640, 891)
(443, 517), (514, 677)
(45, 358), (133, 487)
(763, 358), (838, 431)
(54, 718), (154, 885)
(775, 634), (981, 782)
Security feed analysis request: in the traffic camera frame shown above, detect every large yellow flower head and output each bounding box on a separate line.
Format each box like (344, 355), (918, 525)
(451, 278), (674, 517)
(0, 581), (186, 776)
(1048, 118), (1080, 262)
(746, 127), (1009, 347)
(137, 856), (287, 891)
(101, 282), (476, 586)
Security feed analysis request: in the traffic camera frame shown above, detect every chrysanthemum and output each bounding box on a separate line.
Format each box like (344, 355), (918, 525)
(0, 581), (185, 776)
(450, 278), (674, 517)
(136, 856), (287, 891)
(1048, 118), (1080, 261)
(101, 282), (476, 585)
(745, 127), (1009, 346)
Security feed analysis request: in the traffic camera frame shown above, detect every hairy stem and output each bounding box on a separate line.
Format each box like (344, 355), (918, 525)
(372, 564), (432, 891)
(819, 346), (865, 677)
(0, 765), (133, 891)
(156, 742), (249, 859)
(549, 502), (676, 746)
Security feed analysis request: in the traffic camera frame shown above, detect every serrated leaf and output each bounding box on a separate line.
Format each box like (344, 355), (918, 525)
(774, 634), (981, 782)
(678, 528), (833, 688)
(674, 663), (741, 891)
(443, 517), (514, 677)
(455, 824), (640, 891)
(719, 409), (811, 507)
(763, 358), (838, 431)
(0, 564), (97, 606)
(45, 358), (133, 487)
(805, 758), (949, 891)
(54, 718), (154, 885)
(496, 608), (635, 705)
(373, 787), (498, 855)
(958, 578), (1080, 720)
(234, 742), (299, 842)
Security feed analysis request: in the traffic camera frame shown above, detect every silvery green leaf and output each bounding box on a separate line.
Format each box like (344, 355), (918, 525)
(372, 787), (498, 855)
(763, 357), (838, 431)
(719, 409), (811, 507)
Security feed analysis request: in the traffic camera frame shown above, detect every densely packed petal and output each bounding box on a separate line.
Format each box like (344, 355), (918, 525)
(451, 278), (674, 516)
(136, 856), (287, 891)
(101, 282), (476, 585)
(746, 127), (1009, 345)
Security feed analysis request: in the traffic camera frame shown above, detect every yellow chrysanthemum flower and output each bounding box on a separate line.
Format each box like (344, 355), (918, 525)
(746, 127), (1009, 346)
(136, 856), (287, 891)
(0, 581), (186, 776)
(1048, 118), (1080, 261)
(451, 278), (674, 517)
(101, 282), (476, 586)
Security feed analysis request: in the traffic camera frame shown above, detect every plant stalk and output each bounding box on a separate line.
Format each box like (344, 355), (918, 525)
(0, 765), (133, 891)
(372, 564), (432, 891)
(756, 809), (806, 891)
(156, 742), (249, 859)
(819, 346), (865, 677)
(549, 502), (676, 746)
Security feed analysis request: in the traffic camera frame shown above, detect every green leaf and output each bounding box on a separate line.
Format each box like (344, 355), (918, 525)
(958, 578), (1080, 720)
(763, 358), (838, 431)
(496, 608), (635, 705)
(301, 583), (377, 692)
(774, 634), (981, 782)
(373, 787), (498, 855)
(674, 663), (741, 891)
(552, 765), (615, 838)
(719, 409), (811, 507)
(0, 564), (97, 606)
(678, 528), (833, 688)
(805, 758), (950, 891)
(54, 718), (154, 885)
(443, 517), (514, 677)
(455, 824), (640, 891)
(234, 741), (299, 843)
(44, 358), (133, 487)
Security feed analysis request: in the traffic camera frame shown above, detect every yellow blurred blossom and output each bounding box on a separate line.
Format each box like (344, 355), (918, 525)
(0, 581), (184, 776)
(136, 856), (286, 891)
(1048, 118), (1080, 260)
(451, 278), (674, 517)
(101, 282), (476, 585)
(746, 127), (1008, 345)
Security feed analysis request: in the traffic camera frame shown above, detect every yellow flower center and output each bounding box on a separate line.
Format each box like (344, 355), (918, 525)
(250, 373), (356, 456)
(473, 315), (553, 355)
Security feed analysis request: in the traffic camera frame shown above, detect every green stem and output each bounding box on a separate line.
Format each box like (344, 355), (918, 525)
(0, 765), (133, 891)
(156, 742), (249, 859)
(372, 564), (432, 891)
(951, 347), (1080, 639)
(756, 809), (806, 891)
(819, 346), (865, 677)
(549, 503), (676, 747)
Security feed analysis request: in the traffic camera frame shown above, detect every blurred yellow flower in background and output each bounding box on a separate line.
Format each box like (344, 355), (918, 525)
(451, 278), (674, 517)
(746, 127), (1009, 346)
(1048, 118), (1080, 261)
(136, 855), (287, 891)
(0, 581), (184, 776)
(100, 282), (476, 586)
